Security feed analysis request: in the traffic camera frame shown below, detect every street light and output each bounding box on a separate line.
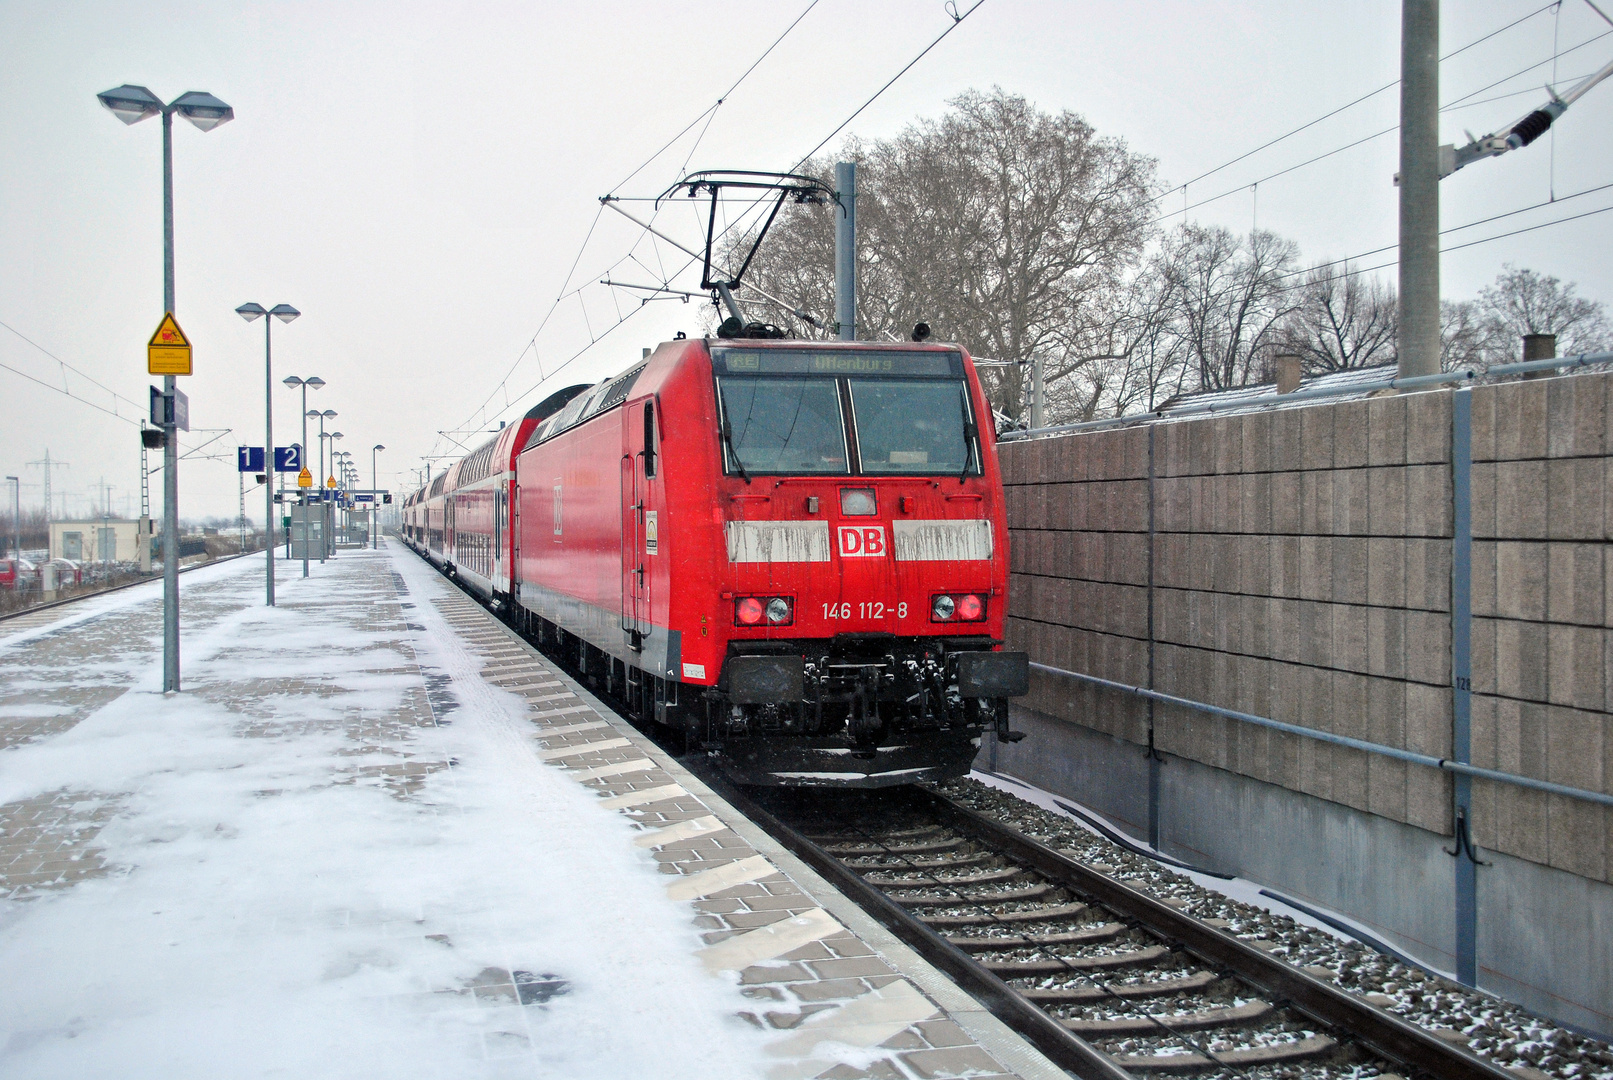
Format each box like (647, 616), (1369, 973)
(283, 375), (323, 577)
(5, 476), (17, 561)
(237, 302), (300, 606)
(98, 84), (234, 694)
(336, 451), (355, 545)
(309, 410), (336, 562)
(370, 446), (384, 549)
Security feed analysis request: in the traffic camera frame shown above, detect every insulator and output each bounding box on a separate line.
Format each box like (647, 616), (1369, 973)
(1509, 109), (1554, 148)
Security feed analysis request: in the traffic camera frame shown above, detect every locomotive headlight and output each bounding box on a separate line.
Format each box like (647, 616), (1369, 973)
(932, 594), (956, 621)
(736, 597), (765, 625)
(766, 597), (792, 624)
(840, 488), (877, 516)
(956, 593), (985, 621)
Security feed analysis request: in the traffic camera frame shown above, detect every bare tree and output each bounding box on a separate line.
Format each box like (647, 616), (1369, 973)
(1052, 262), (1187, 421)
(1159, 224), (1300, 392)
(1476, 265), (1611, 358)
(724, 89), (1159, 420)
(1440, 298), (1499, 371)
(1280, 263), (1397, 372)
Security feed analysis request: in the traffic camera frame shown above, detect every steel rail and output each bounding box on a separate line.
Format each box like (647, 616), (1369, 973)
(699, 772), (1134, 1080)
(0, 551), (252, 625)
(919, 788), (1522, 1080)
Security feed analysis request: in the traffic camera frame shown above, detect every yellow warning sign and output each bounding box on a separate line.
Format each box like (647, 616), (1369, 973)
(297, 467), (313, 489)
(147, 312), (192, 376)
(326, 476), (337, 489)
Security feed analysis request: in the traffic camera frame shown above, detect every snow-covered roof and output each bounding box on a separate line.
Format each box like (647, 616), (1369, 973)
(1158, 362), (1398, 418)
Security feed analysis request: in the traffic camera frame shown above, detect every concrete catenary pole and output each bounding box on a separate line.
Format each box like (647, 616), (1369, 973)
(1397, 0), (1441, 379)
(834, 161), (857, 341)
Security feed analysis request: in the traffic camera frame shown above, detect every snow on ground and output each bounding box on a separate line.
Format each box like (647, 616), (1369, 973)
(0, 555), (248, 650)
(0, 546), (769, 1078)
(970, 769), (1376, 947)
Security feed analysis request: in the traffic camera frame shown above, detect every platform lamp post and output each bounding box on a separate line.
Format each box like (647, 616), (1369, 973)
(328, 435), (345, 555)
(333, 450), (348, 543)
(97, 84), (233, 694)
(283, 376), (323, 577)
(329, 438), (345, 557)
(371, 445), (385, 548)
(236, 302), (300, 606)
(5, 476), (17, 561)
(309, 410), (336, 562)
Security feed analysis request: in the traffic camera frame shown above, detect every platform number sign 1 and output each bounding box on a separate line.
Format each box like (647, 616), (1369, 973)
(237, 446), (265, 472)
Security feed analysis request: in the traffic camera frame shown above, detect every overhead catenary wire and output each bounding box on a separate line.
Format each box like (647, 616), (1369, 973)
(1153, 2), (1563, 206)
(1262, 199), (1613, 300)
(1272, 178), (1613, 282)
(787, 0), (986, 171)
(454, 1), (991, 451)
(1, 318), (148, 419)
(437, 0), (825, 460)
(1161, 24), (1613, 225)
(0, 357), (140, 426)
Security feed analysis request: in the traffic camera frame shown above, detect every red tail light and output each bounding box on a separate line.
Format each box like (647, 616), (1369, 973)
(932, 593), (987, 623)
(735, 595), (794, 627)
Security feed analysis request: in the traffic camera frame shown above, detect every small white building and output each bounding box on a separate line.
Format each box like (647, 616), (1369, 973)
(50, 519), (147, 563)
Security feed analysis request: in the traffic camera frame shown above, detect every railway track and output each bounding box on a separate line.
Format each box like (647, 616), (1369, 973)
(411, 543), (1527, 1080)
(0, 551), (252, 627)
(704, 781), (1522, 1080)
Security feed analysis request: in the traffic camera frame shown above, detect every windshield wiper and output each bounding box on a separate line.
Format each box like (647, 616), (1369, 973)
(721, 421), (751, 484)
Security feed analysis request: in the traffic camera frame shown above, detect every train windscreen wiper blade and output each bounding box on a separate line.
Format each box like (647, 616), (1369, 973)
(721, 421), (751, 484)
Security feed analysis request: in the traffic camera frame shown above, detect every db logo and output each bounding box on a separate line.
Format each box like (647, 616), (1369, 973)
(838, 525), (886, 558)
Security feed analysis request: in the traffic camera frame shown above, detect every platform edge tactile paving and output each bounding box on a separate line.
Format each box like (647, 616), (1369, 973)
(425, 585), (1069, 1080)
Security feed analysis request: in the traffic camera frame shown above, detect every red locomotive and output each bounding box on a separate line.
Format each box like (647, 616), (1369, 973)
(403, 335), (1027, 786)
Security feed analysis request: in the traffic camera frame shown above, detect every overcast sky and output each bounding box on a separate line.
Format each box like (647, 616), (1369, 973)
(3, 0), (1610, 522)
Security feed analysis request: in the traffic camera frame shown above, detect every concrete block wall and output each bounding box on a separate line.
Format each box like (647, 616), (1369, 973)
(1000, 371), (1613, 887)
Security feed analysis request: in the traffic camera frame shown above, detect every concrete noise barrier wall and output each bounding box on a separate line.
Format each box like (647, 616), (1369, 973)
(995, 370), (1613, 1036)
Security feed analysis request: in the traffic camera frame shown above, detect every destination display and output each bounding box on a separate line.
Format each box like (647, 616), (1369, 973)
(713, 348), (960, 377)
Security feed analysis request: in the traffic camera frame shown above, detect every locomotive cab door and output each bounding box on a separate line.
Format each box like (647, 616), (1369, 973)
(620, 398), (654, 649)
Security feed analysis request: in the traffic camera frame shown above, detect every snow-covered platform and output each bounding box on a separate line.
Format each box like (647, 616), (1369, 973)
(0, 543), (1062, 1080)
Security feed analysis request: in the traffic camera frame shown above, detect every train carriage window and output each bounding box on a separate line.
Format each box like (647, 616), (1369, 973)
(643, 402), (656, 477)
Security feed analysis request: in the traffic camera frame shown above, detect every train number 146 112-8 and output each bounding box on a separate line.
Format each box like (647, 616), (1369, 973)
(823, 601), (908, 619)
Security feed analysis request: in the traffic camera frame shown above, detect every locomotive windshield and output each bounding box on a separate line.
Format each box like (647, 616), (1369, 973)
(718, 378), (849, 473)
(713, 347), (978, 477)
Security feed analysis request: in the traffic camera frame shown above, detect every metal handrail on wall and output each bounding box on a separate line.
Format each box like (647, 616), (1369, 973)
(1031, 662), (1613, 809)
(998, 349), (1613, 441)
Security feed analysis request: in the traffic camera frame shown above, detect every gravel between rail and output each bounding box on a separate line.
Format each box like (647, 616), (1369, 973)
(935, 776), (1613, 1080)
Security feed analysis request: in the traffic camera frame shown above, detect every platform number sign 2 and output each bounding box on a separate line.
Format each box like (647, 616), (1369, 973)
(838, 525), (886, 557)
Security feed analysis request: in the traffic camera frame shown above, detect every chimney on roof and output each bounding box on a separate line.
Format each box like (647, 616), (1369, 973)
(1522, 333), (1556, 380)
(1276, 354), (1302, 394)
